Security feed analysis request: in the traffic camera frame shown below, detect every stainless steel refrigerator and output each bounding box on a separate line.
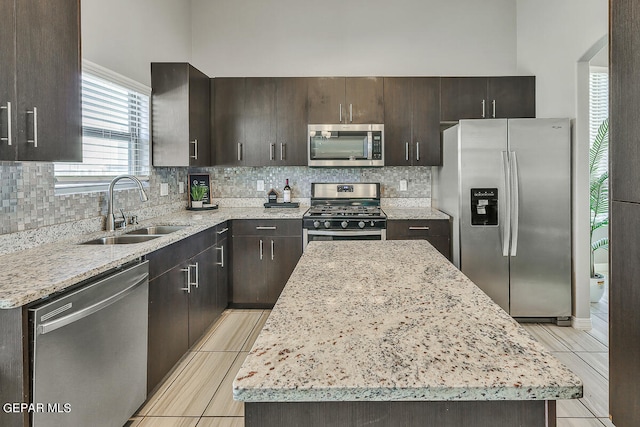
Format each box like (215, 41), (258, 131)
(432, 118), (571, 323)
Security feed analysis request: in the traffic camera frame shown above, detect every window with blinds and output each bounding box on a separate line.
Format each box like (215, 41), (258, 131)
(589, 70), (609, 222)
(55, 62), (150, 191)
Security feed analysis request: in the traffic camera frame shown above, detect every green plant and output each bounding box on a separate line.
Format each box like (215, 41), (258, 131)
(589, 118), (609, 278)
(191, 185), (207, 201)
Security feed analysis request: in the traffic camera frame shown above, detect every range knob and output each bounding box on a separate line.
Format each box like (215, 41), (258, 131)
(358, 221), (365, 229)
(313, 221), (320, 229)
(324, 221), (331, 229)
(341, 221), (348, 229)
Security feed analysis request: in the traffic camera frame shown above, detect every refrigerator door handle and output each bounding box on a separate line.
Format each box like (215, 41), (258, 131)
(502, 151), (511, 257)
(510, 151), (519, 256)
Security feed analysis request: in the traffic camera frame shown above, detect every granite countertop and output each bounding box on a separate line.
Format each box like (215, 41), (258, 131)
(233, 240), (582, 402)
(382, 207), (450, 220)
(0, 207), (305, 309)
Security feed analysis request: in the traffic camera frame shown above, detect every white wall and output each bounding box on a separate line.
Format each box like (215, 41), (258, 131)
(81, 0), (192, 86)
(191, 0), (518, 77)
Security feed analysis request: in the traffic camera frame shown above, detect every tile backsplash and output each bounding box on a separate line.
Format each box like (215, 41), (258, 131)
(0, 162), (431, 236)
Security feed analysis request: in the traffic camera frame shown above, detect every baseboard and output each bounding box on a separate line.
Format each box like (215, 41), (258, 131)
(572, 316), (593, 330)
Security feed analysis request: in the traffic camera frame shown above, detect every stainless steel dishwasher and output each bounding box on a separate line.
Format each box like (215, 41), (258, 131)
(29, 260), (149, 427)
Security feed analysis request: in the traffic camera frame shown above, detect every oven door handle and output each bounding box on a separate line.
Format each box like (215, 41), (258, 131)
(306, 229), (383, 237)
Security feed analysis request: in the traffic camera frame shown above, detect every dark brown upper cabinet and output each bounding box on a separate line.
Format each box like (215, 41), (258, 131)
(308, 77), (383, 124)
(214, 77), (308, 166)
(384, 77), (441, 166)
(151, 63), (211, 167)
(1, 0), (81, 162)
(440, 76), (535, 121)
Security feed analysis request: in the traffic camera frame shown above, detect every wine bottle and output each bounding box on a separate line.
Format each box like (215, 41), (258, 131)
(283, 179), (291, 203)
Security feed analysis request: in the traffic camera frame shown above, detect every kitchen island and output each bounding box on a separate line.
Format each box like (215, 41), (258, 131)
(233, 240), (582, 427)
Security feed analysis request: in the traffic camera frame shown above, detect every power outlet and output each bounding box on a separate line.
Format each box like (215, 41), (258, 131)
(399, 179), (408, 191)
(178, 181), (184, 194)
(160, 183), (169, 196)
(257, 180), (265, 191)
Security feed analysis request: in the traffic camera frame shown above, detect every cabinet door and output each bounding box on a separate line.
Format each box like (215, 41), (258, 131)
(148, 264), (190, 391)
(275, 77), (308, 165)
(307, 77), (345, 124)
(188, 245), (218, 347)
(244, 78), (276, 166)
(188, 65), (211, 166)
(15, 0), (81, 161)
(412, 77), (442, 165)
(231, 235), (268, 304)
(345, 77), (384, 124)
(440, 77), (487, 121)
(215, 231), (229, 319)
(383, 78), (413, 166)
(214, 78), (245, 165)
(266, 235), (303, 303)
(486, 76), (536, 119)
(0, 0), (16, 160)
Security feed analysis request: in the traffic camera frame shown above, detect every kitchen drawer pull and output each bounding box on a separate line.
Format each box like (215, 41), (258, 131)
(259, 239), (264, 260)
(256, 226), (277, 230)
(217, 227), (229, 235)
(27, 107), (38, 147)
(180, 266), (192, 293)
(416, 142), (420, 161)
(216, 246), (224, 268)
(270, 143), (275, 161)
(405, 142), (409, 161)
(190, 139), (198, 160)
(409, 226), (430, 230)
(481, 99), (486, 118)
(492, 99), (496, 118)
(1, 101), (11, 145)
(192, 262), (199, 288)
(237, 142), (243, 161)
(271, 240), (274, 260)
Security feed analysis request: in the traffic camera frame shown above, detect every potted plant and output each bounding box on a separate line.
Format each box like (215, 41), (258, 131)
(190, 185), (207, 208)
(589, 118), (609, 302)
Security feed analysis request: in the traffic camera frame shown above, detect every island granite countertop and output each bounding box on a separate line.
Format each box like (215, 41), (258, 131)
(233, 240), (582, 402)
(0, 207), (305, 309)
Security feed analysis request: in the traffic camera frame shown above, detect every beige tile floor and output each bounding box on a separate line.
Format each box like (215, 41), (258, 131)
(129, 302), (613, 427)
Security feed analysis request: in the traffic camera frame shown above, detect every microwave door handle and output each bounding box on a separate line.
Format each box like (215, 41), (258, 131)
(367, 132), (373, 160)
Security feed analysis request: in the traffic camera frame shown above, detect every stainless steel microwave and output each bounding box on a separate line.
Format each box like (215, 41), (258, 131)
(308, 124), (384, 167)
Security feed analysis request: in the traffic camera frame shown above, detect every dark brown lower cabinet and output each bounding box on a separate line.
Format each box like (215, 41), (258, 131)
(386, 219), (452, 261)
(231, 220), (302, 308)
(147, 225), (228, 392)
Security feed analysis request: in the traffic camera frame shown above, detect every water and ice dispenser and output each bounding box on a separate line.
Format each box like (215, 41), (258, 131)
(470, 188), (498, 226)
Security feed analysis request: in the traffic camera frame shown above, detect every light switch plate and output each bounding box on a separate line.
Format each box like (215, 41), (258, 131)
(399, 179), (408, 191)
(257, 180), (265, 191)
(160, 183), (169, 196)
(178, 181), (184, 194)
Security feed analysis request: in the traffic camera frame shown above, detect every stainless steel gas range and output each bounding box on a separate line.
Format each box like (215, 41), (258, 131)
(302, 183), (386, 249)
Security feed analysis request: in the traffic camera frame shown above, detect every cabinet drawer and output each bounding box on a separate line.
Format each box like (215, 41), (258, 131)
(232, 219), (302, 236)
(387, 219), (450, 238)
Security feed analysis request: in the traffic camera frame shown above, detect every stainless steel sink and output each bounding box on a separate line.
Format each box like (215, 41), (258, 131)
(125, 225), (186, 235)
(81, 235), (161, 245)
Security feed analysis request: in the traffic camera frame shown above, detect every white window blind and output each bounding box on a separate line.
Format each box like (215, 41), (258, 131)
(55, 62), (150, 188)
(589, 71), (609, 175)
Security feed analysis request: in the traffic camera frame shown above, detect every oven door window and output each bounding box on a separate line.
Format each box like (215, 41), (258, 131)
(309, 131), (370, 160)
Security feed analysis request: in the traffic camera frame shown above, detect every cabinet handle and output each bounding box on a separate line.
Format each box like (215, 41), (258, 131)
(349, 104), (353, 122)
(339, 103), (343, 123)
(271, 240), (274, 261)
(481, 99), (486, 119)
(270, 143), (275, 161)
(237, 143), (243, 161)
(27, 107), (38, 147)
(217, 227), (229, 235)
(259, 239), (263, 260)
(256, 226), (277, 230)
(1, 101), (11, 146)
(280, 143), (285, 160)
(192, 262), (199, 288)
(492, 99), (496, 118)
(405, 142), (409, 161)
(190, 139), (198, 160)
(415, 142), (420, 161)
(180, 266), (192, 293)
(409, 226), (430, 230)
(216, 246), (225, 268)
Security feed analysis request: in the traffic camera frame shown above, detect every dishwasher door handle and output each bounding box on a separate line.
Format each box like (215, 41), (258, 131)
(38, 272), (148, 335)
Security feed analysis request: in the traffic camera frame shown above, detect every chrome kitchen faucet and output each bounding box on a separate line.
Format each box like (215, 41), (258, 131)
(106, 175), (149, 231)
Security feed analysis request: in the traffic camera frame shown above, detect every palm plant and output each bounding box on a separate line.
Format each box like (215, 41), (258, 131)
(589, 118), (609, 278)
